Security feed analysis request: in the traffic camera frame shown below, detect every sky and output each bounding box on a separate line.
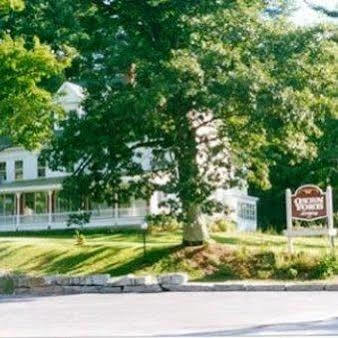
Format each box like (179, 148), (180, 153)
(290, 0), (338, 25)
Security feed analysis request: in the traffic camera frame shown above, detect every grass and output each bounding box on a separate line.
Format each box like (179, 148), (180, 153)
(0, 228), (337, 281)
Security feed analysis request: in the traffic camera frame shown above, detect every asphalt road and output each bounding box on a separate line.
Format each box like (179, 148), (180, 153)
(1, 292), (338, 337)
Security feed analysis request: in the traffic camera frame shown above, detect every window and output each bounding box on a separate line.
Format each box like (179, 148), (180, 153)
(238, 201), (256, 221)
(0, 162), (6, 181)
(37, 157), (46, 178)
(15, 160), (23, 180)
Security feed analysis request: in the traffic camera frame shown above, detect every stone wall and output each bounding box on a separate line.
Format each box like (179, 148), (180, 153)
(0, 271), (336, 295)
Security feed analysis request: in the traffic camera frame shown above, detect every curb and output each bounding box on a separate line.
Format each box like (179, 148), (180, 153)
(8, 283), (338, 296)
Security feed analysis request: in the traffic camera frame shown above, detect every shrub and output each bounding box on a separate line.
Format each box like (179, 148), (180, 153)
(67, 212), (91, 228)
(74, 230), (86, 246)
(263, 226), (279, 235)
(209, 218), (237, 233)
(273, 252), (338, 280)
(310, 255), (337, 279)
(175, 243), (338, 281)
(0, 276), (14, 294)
(146, 214), (182, 234)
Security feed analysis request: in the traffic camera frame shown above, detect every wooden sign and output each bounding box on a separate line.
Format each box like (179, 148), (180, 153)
(284, 185), (336, 253)
(291, 185), (327, 221)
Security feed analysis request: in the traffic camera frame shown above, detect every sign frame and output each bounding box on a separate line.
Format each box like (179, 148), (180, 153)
(291, 184), (327, 221)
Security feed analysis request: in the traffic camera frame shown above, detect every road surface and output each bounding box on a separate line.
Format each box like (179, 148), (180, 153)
(1, 292), (338, 336)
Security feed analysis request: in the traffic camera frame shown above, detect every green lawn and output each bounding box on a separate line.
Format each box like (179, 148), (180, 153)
(0, 229), (336, 280)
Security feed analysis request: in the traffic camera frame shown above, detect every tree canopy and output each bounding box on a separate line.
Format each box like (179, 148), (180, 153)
(38, 0), (337, 244)
(0, 0), (74, 149)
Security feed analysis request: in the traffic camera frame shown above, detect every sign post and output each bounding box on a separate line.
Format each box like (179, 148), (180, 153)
(285, 189), (293, 253)
(284, 185), (336, 254)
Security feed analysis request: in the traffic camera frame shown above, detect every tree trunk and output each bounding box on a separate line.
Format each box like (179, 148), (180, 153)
(183, 221), (209, 246)
(174, 110), (211, 246)
(182, 204), (209, 246)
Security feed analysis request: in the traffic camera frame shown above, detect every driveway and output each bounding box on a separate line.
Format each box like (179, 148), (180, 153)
(1, 292), (338, 336)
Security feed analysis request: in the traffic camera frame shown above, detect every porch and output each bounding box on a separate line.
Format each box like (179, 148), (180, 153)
(0, 177), (149, 232)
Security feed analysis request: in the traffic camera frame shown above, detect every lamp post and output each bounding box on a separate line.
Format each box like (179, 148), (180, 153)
(141, 222), (148, 259)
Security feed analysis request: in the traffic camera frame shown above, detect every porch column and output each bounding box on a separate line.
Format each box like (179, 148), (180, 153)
(16, 192), (21, 230)
(48, 190), (53, 227)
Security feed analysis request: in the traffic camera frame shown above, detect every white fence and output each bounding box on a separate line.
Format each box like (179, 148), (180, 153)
(0, 207), (148, 232)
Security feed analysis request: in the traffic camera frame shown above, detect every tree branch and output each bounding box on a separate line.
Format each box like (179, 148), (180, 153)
(304, 0), (338, 18)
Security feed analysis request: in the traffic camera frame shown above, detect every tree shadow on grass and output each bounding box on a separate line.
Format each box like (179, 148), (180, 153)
(105, 244), (182, 276)
(0, 244), (38, 262)
(36, 246), (117, 275)
(6, 245), (117, 275)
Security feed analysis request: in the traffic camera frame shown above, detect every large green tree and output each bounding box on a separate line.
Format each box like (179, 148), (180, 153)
(44, 0), (337, 245)
(0, 0), (74, 149)
(1, 0), (113, 90)
(251, 113), (338, 232)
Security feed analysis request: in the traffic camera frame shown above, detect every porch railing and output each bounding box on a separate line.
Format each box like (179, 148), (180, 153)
(0, 207), (148, 232)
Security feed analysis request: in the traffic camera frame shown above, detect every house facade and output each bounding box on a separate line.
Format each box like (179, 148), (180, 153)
(0, 82), (258, 232)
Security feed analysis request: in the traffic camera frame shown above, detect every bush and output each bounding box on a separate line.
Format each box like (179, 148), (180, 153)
(196, 245), (338, 281)
(310, 255), (337, 279)
(74, 230), (86, 246)
(146, 214), (182, 234)
(209, 218), (237, 233)
(67, 212), (91, 228)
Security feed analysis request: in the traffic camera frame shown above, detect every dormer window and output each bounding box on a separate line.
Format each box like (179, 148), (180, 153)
(38, 157), (46, 178)
(0, 162), (6, 181)
(15, 160), (23, 180)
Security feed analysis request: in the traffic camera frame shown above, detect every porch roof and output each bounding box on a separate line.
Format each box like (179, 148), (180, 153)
(0, 177), (64, 193)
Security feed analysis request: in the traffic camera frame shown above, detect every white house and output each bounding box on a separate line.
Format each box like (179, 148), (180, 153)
(0, 82), (258, 232)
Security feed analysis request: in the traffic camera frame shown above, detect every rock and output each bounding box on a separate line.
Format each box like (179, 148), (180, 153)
(285, 284), (325, 291)
(44, 274), (110, 286)
(44, 275), (70, 286)
(44, 275), (59, 285)
(123, 284), (163, 293)
(62, 286), (102, 294)
(109, 275), (155, 286)
(13, 275), (46, 288)
(13, 287), (30, 295)
(29, 286), (64, 296)
(100, 286), (123, 293)
(213, 283), (246, 291)
(161, 283), (214, 292)
(157, 273), (188, 286)
(131, 275), (155, 286)
(82, 275), (110, 286)
(325, 284), (338, 291)
(246, 284), (286, 291)
(109, 274), (135, 286)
